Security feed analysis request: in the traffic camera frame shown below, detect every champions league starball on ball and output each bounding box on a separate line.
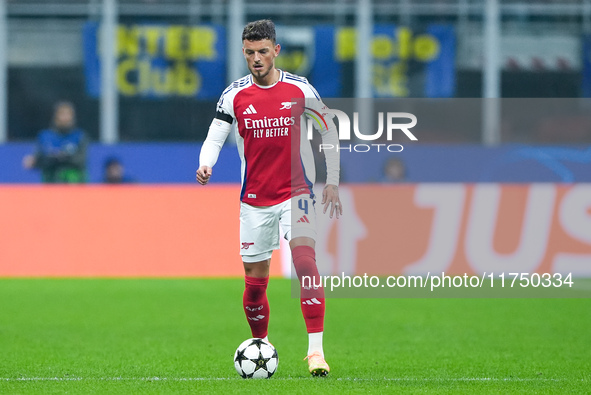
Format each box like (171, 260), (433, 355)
(234, 338), (279, 379)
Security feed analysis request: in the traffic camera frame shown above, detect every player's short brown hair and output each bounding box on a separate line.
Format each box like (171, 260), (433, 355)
(242, 19), (276, 43)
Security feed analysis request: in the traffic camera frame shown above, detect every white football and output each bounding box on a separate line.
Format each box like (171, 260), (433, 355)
(234, 338), (278, 379)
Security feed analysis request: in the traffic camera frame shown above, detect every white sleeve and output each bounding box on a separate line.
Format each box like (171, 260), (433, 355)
(317, 113), (340, 186)
(200, 83), (237, 168)
(199, 118), (232, 168)
(304, 92), (340, 186)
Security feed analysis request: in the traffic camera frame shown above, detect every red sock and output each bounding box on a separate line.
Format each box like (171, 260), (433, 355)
(243, 276), (270, 339)
(292, 245), (325, 333)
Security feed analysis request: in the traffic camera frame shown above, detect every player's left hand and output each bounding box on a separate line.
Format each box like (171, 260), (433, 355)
(322, 184), (342, 219)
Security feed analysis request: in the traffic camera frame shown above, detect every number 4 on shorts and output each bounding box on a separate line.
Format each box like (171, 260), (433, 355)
(298, 199), (309, 215)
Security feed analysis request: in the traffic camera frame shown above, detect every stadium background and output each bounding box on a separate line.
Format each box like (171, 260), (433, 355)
(0, 0), (589, 278)
(0, 2), (590, 392)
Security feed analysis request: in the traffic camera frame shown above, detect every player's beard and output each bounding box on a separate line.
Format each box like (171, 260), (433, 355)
(250, 63), (273, 81)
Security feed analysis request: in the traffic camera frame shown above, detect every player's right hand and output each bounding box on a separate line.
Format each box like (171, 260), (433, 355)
(196, 166), (213, 185)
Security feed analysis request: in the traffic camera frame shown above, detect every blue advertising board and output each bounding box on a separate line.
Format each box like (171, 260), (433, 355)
(3, 143), (590, 184)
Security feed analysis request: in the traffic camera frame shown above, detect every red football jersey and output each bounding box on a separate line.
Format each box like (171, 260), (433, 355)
(213, 70), (331, 206)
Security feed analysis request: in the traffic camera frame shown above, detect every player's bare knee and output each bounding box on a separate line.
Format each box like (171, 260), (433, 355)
(243, 260), (270, 278)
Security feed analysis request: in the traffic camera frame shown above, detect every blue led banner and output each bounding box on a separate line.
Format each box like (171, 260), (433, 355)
(311, 24), (456, 98)
(83, 22), (226, 99)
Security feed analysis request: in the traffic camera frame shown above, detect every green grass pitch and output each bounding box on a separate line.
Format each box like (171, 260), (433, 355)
(0, 278), (589, 393)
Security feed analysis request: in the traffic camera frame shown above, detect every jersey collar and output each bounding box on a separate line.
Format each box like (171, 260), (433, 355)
(251, 69), (283, 89)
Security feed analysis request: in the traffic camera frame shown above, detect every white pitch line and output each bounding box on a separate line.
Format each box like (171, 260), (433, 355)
(0, 377), (584, 382)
